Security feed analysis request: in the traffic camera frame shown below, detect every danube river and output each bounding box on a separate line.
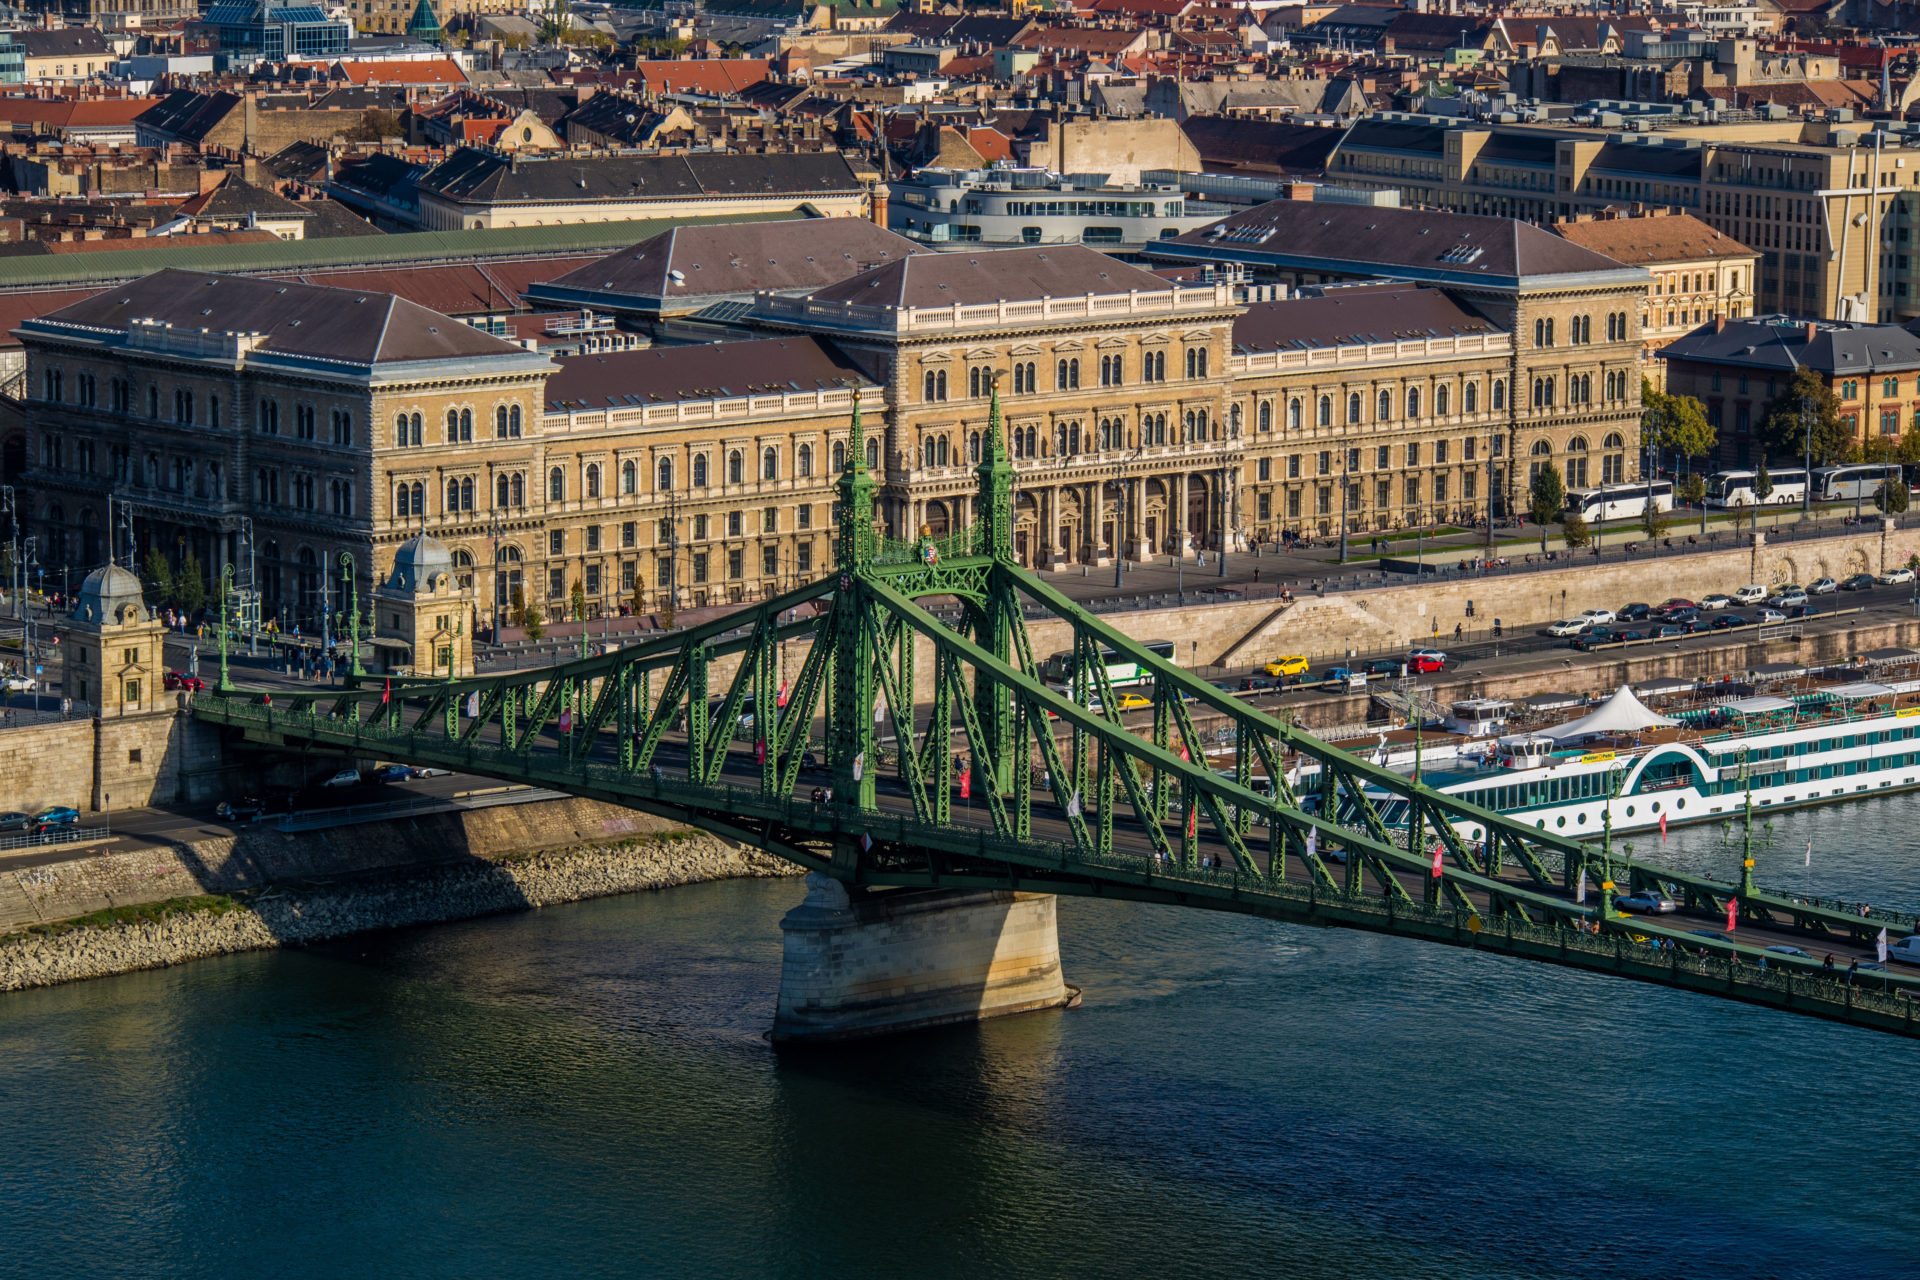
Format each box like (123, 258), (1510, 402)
(2, 797), (1917, 1280)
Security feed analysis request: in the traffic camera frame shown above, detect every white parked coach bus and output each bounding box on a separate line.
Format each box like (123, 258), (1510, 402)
(1704, 469), (1808, 508)
(1563, 482), (1673, 522)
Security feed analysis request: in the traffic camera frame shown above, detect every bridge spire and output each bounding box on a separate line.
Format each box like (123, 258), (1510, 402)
(975, 373), (1015, 561)
(836, 390), (877, 571)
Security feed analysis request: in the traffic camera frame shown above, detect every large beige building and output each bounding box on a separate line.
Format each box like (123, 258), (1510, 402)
(16, 238), (1648, 639)
(1550, 207), (1759, 388)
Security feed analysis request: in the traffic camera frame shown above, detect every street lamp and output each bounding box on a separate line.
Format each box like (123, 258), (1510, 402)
(1106, 478), (1126, 590)
(1801, 397), (1813, 524)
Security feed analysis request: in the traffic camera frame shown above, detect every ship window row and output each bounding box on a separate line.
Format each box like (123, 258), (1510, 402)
(1709, 725), (1917, 769)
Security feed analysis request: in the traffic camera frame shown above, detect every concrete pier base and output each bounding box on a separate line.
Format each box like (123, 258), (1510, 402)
(772, 873), (1075, 1043)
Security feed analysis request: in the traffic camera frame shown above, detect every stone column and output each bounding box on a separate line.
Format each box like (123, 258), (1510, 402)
(1175, 473), (1190, 557)
(773, 873), (1075, 1043)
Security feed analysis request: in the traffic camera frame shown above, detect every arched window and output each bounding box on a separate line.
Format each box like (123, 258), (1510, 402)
(969, 368), (983, 398)
(397, 414), (411, 447)
(447, 478), (461, 511)
(585, 463), (601, 498)
(458, 408), (471, 442)
(497, 474), (511, 507)
(969, 431), (981, 462)
(622, 460), (637, 494)
(1376, 389), (1390, 421)
(410, 482), (423, 515)
(447, 409), (459, 441)
(728, 450), (744, 484)
(657, 457), (673, 491)
(511, 474), (524, 506)
(1287, 399), (1300, 430)
(496, 406), (509, 438)
(461, 477), (473, 511)
(1436, 385), (1449, 416)
(1407, 387), (1421, 419)
(1603, 432), (1626, 484)
(797, 443), (813, 477)
(924, 437), (937, 468)
(1491, 380), (1506, 411)
(1317, 395), (1331, 427)
(1566, 435), (1589, 487)
(1259, 402), (1271, 432)
(1464, 382), (1478, 413)
(866, 438), (880, 469)
(548, 467), (565, 502)
(831, 441), (846, 473)
(1196, 409), (1208, 439)
(762, 447), (778, 480)
(936, 436), (950, 466)
(1229, 404), (1241, 437)
(396, 484), (413, 518)
(693, 454), (709, 486)
(1347, 393), (1361, 424)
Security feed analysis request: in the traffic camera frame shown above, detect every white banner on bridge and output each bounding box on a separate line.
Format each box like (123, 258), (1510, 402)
(1879, 928), (1890, 963)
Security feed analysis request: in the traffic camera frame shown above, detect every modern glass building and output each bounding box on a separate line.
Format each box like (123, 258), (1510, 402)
(206, 0), (352, 60)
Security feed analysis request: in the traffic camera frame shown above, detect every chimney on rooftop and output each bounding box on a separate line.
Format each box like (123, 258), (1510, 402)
(1805, 321), (1818, 343)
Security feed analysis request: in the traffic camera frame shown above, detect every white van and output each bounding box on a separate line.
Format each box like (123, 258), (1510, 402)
(1732, 584), (1769, 605)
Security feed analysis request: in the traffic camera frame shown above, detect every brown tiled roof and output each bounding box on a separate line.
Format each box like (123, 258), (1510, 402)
(273, 255), (601, 314)
(1156, 199), (1638, 285)
(808, 244), (1171, 308)
(632, 58), (771, 96)
(1550, 212), (1758, 267)
(1233, 284), (1495, 352)
(30, 269), (527, 366)
(544, 335), (871, 410)
(540, 218), (924, 305)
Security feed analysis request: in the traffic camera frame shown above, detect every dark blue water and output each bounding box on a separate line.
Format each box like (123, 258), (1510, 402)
(3, 796), (1919, 1280)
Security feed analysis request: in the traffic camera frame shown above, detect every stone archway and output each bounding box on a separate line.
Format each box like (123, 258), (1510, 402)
(1768, 557), (1796, 586)
(1142, 479), (1167, 559)
(1185, 473), (1211, 552)
(924, 500), (951, 538)
(1844, 547), (1871, 576)
(1014, 493), (1040, 568)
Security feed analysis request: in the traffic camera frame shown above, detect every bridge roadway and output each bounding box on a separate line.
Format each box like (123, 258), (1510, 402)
(197, 689), (1920, 1040)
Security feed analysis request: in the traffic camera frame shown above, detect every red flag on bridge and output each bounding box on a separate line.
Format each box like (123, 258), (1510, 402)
(959, 768), (971, 799)
(382, 678), (391, 704)
(1186, 808), (1197, 839)
(1726, 897), (1739, 932)
(1659, 812), (1668, 838)
(755, 738), (766, 766)
(1431, 844), (1444, 877)
(777, 680), (789, 709)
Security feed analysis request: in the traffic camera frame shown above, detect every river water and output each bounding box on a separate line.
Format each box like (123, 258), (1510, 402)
(3, 797), (1918, 1280)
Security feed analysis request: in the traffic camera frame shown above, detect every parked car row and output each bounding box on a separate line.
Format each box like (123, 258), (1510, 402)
(0, 806), (80, 835)
(1550, 570), (1917, 644)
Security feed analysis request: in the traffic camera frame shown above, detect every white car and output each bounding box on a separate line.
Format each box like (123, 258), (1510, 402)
(1808, 577), (1839, 595)
(1769, 589), (1809, 609)
(1409, 647), (1449, 663)
(1757, 607), (1787, 624)
(1880, 567), (1917, 586)
(1888, 935), (1920, 965)
(1732, 584), (1769, 605)
(0, 674), (34, 693)
(1547, 618), (1589, 637)
(1579, 608), (1616, 625)
(321, 768), (360, 788)
(1700, 594), (1732, 610)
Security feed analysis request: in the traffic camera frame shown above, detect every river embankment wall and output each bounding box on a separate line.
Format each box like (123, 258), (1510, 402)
(0, 796), (800, 993)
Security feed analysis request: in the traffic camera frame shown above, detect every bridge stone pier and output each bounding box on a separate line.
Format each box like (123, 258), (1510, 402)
(772, 875), (1075, 1043)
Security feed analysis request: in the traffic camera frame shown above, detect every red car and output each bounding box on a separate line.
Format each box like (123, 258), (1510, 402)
(162, 671), (204, 692)
(1407, 654), (1445, 674)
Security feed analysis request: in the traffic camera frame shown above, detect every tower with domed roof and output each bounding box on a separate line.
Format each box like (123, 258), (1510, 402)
(374, 534), (473, 677)
(64, 563), (166, 717)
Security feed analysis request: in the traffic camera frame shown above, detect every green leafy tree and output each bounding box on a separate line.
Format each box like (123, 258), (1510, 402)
(174, 552), (206, 618)
(1678, 473), (1707, 507)
(1561, 510), (1591, 550)
(569, 578), (587, 623)
(1757, 368), (1850, 469)
(1878, 479), (1911, 515)
(1528, 460), (1565, 552)
(1642, 377), (1718, 462)
(1642, 493), (1671, 539)
(510, 585), (545, 642)
(1751, 461), (1773, 533)
(1895, 430), (1920, 466)
(141, 547), (174, 608)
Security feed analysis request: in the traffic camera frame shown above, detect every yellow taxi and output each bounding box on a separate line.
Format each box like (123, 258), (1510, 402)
(1115, 692), (1153, 712)
(1265, 655), (1309, 678)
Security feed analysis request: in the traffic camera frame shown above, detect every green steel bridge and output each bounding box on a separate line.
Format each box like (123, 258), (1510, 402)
(192, 390), (1920, 1040)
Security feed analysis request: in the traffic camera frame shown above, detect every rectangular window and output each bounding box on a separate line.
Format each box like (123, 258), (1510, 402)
(1257, 492), (1271, 520)
(1434, 474), (1448, 503)
(1464, 471), (1478, 500)
(656, 559), (672, 588)
(728, 549), (744, 579)
(1374, 479), (1388, 508)
(1405, 476), (1421, 505)
(548, 568), (565, 598)
(762, 545), (778, 575)
(693, 514), (709, 541)
(1435, 440), (1448, 465)
(763, 507), (778, 533)
(622, 521), (636, 548)
(549, 530), (564, 555)
(797, 504), (812, 530)
(621, 560), (636, 591)
(124, 679), (140, 704)
(727, 511), (743, 537)
(1287, 489), (1301, 518)
(1257, 458), (1271, 481)
(1287, 455), (1300, 479)
(693, 552), (709, 583)
(1316, 486), (1331, 515)
(1406, 442), (1421, 467)
(1376, 445), (1389, 469)
(797, 542), (812, 573)
(1464, 437), (1477, 462)
(585, 564), (601, 595)
(586, 526), (601, 552)
(1317, 451), (1331, 475)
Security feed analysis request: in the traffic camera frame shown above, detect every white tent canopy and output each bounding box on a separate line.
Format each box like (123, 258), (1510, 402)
(1543, 684), (1680, 741)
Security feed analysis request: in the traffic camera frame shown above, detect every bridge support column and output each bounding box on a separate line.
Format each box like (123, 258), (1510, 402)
(772, 873), (1075, 1043)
